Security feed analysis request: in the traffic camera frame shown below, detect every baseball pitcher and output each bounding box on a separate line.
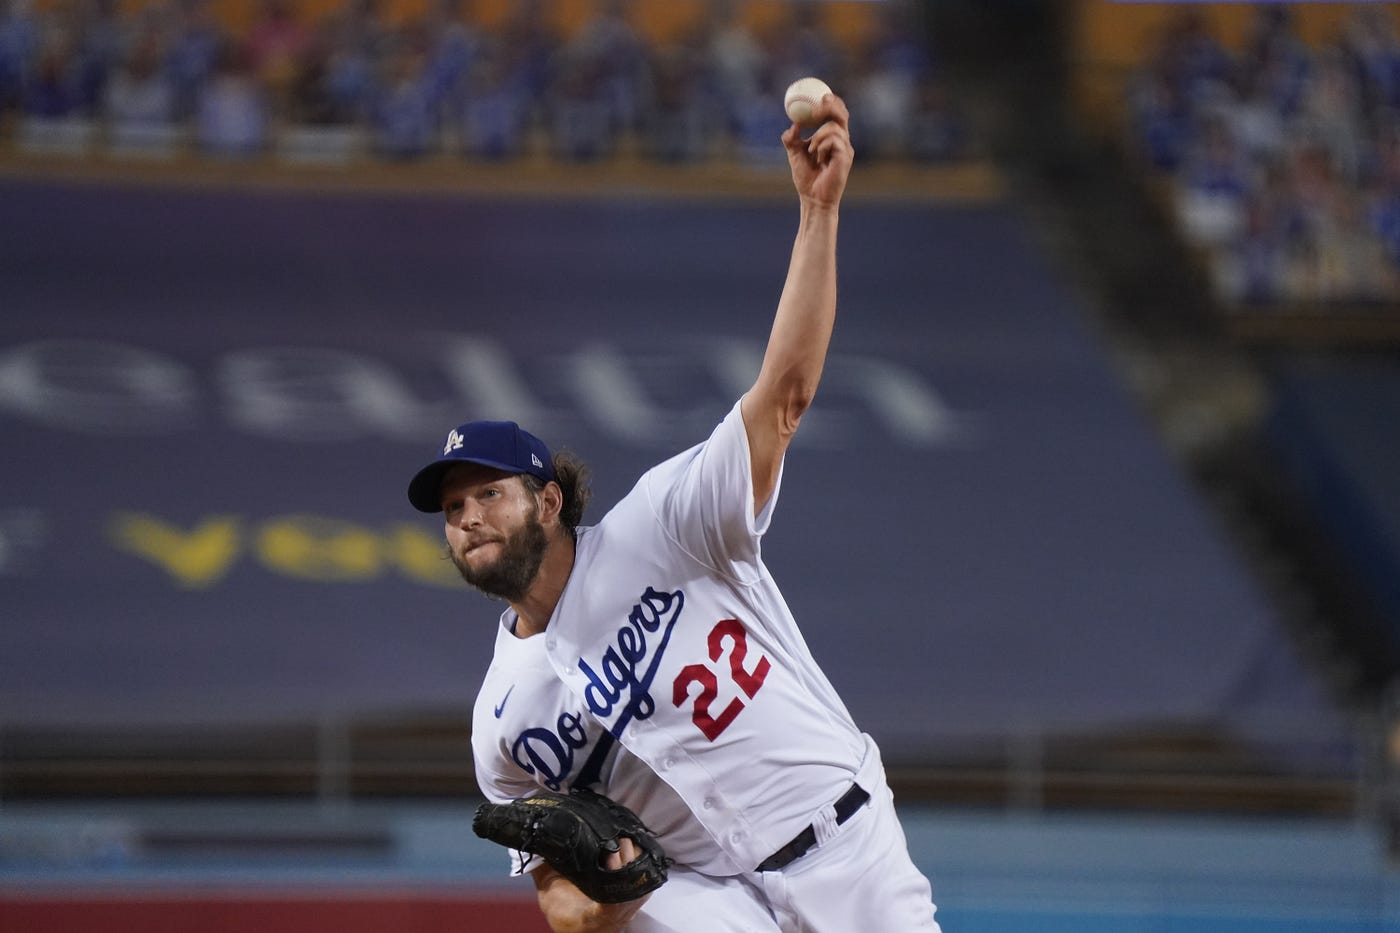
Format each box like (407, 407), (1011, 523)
(407, 91), (942, 933)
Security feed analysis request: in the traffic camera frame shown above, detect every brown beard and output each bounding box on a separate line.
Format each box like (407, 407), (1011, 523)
(449, 502), (548, 602)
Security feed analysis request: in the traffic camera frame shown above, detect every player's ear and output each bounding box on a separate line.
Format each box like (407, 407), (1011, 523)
(537, 479), (565, 527)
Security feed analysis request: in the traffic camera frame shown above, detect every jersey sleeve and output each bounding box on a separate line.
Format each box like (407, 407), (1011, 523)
(640, 397), (780, 584)
(471, 701), (549, 877)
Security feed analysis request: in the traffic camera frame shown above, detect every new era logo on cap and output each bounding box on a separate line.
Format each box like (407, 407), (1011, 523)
(408, 419), (556, 513)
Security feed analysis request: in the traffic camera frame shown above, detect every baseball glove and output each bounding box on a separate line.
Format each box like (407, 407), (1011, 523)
(472, 786), (672, 904)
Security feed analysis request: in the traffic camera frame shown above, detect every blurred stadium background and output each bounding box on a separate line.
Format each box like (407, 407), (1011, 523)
(3, 0), (1400, 930)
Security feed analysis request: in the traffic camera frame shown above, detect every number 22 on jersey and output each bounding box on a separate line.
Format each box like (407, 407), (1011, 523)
(671, 619), (771, 741)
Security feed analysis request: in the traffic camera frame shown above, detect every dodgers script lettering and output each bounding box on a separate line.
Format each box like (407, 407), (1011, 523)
(507, 586), (684, 789)
(510, 710), (590, 791)
(578, 586), (684, 731)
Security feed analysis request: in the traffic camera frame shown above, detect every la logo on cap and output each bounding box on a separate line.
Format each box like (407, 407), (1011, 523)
(444, 429), (464, 456)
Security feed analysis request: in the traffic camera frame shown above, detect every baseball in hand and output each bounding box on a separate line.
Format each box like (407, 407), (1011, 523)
(784, 77), (832, 125)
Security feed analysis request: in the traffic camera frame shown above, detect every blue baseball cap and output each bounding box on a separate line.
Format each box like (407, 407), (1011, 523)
(407, 420), (556, 513)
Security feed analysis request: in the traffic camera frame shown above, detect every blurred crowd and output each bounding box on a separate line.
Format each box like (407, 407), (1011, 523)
(0, 0), (967, 167)
(1128, 4), (1400, 310)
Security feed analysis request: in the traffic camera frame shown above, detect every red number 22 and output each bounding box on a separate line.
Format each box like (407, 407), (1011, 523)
(672, 619), (771, 741)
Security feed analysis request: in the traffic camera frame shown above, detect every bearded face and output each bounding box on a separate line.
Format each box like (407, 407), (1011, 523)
(449, 496), (549, 602)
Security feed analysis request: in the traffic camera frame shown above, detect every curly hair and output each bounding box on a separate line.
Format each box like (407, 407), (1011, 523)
(521, 450), (592, 537)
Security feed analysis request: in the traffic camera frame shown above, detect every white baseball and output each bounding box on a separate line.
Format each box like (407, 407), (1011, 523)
(784, 76), (832, 125)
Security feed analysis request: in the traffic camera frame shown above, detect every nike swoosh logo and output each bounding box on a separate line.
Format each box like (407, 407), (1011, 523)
(494, 685), (515, 718)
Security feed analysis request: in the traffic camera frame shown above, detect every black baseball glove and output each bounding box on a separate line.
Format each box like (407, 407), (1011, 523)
(472, 786), (672, 904)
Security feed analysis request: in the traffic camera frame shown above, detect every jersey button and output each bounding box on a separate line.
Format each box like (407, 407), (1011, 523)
(662, 756), (677, 770)
(702, 797), (716, 810)
(729, 831), (745, 844)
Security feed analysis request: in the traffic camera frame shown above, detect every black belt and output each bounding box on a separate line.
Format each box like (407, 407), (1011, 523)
(755, 783), (870, 872)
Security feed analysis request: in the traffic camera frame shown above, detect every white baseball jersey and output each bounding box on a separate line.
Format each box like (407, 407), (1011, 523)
(471, 399), (869, 875)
